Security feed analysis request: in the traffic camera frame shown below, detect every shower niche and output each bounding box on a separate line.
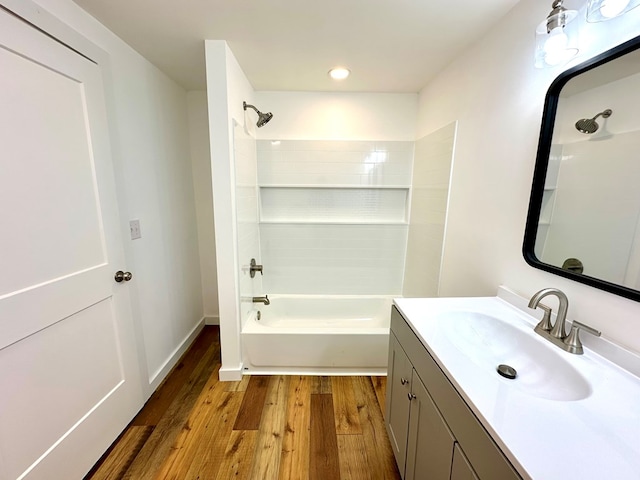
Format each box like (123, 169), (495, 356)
(259, 186), (409, 224)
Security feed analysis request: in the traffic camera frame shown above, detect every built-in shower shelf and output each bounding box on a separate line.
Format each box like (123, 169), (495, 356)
(540, 187), (556, 225)
(259, 186), (409, 224)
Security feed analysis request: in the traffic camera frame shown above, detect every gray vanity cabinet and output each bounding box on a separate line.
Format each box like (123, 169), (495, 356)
(387, 329), (456, 480)
(451, 444), (479, 480)
(386, 332), (413, 469)
(404, 368), (455, 480)
(386, 306), (521, 480)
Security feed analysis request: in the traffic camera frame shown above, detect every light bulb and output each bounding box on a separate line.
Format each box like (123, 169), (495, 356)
(543, 27), (570, 65)
(600, 0), (630, 17)
(544, 28), (568, 54)
(328, 67), (350, 80)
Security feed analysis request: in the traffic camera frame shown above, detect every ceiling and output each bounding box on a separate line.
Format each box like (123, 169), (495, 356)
(72, 0), (521, 93)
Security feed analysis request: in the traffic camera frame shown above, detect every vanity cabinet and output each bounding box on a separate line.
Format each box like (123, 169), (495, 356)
(386, 331), (412, 468)
(386, 306), (521, 480)
(405, 366), (456, 480)
(451, 444), (479, 480)
(387, 331), (456, 480)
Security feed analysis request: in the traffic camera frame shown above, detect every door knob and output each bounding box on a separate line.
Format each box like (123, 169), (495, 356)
(114, 270), (133, 283)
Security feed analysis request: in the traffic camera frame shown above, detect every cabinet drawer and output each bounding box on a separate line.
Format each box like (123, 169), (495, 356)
(391, 306), (521, 480)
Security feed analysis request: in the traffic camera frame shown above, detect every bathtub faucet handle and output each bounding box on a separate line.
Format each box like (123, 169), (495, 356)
(250, 258), (263, 278)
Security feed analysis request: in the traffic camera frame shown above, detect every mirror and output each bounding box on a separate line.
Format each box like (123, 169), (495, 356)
(524, 35), (640, 302)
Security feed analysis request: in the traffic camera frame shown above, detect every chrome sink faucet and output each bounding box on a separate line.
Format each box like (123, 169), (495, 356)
(528, 288), (569, 339)
(528, 288), (600, 354)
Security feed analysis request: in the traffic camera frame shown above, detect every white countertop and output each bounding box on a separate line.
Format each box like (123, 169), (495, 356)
(393, 290), (640, 480)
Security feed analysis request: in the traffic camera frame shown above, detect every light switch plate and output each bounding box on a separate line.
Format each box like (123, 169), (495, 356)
(129, 219), (141, 240)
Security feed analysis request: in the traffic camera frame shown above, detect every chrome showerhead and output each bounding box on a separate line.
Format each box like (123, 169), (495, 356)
(243, 101), (273, 128)
(575, 109), (612, 134)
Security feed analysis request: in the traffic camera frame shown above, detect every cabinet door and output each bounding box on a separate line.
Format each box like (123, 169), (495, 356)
(386, 332), (413, 475)
(451, 444), (479, 480)
(405, 370), (455, 480)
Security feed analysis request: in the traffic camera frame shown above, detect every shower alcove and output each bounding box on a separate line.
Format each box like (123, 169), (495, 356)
(234, 126), (455, 375)
(238, 138), (412, 374)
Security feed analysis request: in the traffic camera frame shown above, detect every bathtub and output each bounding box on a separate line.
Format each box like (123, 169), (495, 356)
(242, 295), (393, 375)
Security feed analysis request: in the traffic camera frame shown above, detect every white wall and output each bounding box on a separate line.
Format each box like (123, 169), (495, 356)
(254, 91), (417, 140)
(205, 40), (257, 380)
(33, 0), (204, 392)
(417, 0), (640, 354)
(188, 91), (219, 322)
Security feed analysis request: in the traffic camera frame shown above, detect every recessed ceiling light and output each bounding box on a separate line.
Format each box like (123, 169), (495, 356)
(328, 67), (350, 80)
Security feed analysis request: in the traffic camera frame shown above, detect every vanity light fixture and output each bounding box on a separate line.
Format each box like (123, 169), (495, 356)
(535, 0), (580, 68)
(328, 67), (350, 80)
(587, 0), (640, 21)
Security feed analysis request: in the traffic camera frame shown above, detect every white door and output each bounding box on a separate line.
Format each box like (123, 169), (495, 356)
(0, 8), (142, 480)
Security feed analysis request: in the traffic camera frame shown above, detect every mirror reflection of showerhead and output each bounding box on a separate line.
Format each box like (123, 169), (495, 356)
(575, 109), (612, 134)
(243, 101), (273, 128)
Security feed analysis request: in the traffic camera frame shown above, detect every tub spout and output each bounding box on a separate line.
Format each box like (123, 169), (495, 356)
(253, 295), (270, 305)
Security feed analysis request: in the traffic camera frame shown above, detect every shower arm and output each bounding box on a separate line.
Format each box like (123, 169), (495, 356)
(592, 109), (612, 121)
(243, 102), (260, 114)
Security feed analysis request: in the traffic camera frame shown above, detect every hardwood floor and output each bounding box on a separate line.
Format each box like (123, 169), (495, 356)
(85, 326), (401, 480)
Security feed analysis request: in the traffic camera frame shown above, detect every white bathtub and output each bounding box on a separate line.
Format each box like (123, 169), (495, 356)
(242, 295), (393, 375)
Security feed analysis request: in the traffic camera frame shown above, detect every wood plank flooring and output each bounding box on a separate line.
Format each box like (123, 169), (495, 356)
(85, 326), (401, 480)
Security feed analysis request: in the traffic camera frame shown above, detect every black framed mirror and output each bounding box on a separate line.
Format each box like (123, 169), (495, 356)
(524, 34), (640, 302)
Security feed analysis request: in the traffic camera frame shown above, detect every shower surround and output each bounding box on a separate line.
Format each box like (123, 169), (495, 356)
(258, 140), (413, 295)
(241, 139), (414, 373)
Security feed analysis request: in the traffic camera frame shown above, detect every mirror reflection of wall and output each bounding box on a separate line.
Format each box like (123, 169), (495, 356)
(533, 49), (640, 290)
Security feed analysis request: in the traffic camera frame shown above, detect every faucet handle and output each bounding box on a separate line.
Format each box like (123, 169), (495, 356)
(535, 303), (553, 332)
(563, 320), (601, 355)
(572, 320), (601, 337)
(250, 258), (263, 278)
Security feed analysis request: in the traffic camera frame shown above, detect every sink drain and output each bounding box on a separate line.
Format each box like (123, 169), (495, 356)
(497, 364), (517, 379)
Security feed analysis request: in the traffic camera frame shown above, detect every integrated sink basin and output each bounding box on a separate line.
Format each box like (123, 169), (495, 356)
(437, 311), (592, 401)
(393, 290), (640, 480)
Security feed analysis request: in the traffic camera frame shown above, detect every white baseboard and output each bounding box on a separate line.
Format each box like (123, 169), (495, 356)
(147, 319), (205, 392)
(218, 364), (244, 381)
(204, 315), (219, 325)
(243, 366), (387, 376)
